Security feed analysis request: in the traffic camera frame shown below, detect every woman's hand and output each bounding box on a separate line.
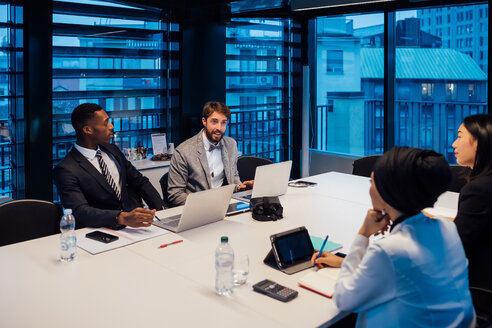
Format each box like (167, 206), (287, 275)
(311, 251), (344, 269)
(358, 209), (391, 238)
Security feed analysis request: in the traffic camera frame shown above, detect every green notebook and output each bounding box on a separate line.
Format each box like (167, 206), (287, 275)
(310, 236), (342, 252)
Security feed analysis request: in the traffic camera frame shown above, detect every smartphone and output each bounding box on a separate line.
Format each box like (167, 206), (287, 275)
(226, 201), (250, 216)
(288, 180), (318, 188)
(86, 231), (119, 243)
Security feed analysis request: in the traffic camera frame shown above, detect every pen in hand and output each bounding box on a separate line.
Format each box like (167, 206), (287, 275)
(313, 235), (329, 268)
(158, 240), (183, 249)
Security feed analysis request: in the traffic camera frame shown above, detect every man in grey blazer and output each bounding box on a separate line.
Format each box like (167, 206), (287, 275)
(168, 102), (253, 206)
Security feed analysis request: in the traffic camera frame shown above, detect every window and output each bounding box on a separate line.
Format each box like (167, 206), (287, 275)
(326, 50), (343, 73)
(312, 13), (384, 156)
(226, 18), (299, 162)
(52, 0), (178, 177)
(395, 4), (488, 162)
(446, 83), (457, 101)
(0, 2), (23, 198)
(421, 83), (434, 101)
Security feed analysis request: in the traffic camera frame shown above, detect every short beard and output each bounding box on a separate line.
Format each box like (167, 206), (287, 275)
(205, 128), (223, 144)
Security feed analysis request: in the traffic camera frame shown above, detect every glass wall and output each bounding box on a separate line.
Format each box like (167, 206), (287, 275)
(313, 13), (385, 157)
(226, 18), (300, 162)
(0, 1), (23, 198)
(52, 0), (178, 167)
(396, 4), (488, 163)
(312, 3), (488, 161)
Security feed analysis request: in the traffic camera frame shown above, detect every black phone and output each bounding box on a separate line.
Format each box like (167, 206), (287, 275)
(253, 279), (298, 302)
(86, 231), (119, 244)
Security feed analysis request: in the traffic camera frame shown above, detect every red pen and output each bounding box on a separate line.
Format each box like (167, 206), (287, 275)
(158, 240), (183, 249)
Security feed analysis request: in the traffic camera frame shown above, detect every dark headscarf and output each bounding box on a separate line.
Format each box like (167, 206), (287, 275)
(373, 146), (452, 216)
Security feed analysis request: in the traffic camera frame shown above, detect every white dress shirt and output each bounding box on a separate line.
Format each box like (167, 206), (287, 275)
(74, 143), (122, 196)
(202, 131), (225, 189)
(334, 213), (475, 328)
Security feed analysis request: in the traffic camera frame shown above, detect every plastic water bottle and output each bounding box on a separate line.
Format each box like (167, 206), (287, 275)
(215, 236), (234, 295)
(60, 209), (77, 262)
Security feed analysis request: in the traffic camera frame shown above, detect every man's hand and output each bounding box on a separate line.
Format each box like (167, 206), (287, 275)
(237, 180), (254, 192)
(358, 209), (391, 237)
(117, 208), (156, 228)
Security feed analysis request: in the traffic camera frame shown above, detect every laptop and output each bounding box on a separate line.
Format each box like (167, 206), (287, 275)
(153, 184), (235, 233)
(233, 160), (292, 202)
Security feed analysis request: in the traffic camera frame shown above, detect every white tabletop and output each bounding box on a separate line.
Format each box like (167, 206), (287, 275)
(0, 172), (459, 328)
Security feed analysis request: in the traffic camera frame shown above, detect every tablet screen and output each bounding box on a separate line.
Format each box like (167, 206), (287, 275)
(272, 229), (314, 267)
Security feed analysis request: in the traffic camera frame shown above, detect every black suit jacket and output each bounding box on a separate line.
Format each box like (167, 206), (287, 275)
(54, 143), (165, 229)
(454, 175), (492, 289)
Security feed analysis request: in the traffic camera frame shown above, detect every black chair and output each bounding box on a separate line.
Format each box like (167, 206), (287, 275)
(470, 286), (492, 328)
(352, 155), (382, 177)
(448, 165), (471, 193)
(237, 156), (273, 181)
(0, 199), (62, 247)
(159, 172), (170, 207)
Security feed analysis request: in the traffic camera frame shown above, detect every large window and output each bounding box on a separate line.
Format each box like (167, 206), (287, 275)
(0, 1), (23, 198)
(226, 18), (300, 162)
(52, 0), (178, 168)
(313, 14), (384, 156)
(312, 3), (488, 161)
(396, 4), (488, 163)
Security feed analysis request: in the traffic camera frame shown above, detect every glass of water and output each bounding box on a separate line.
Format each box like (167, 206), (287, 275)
(233, 254), (249, 286)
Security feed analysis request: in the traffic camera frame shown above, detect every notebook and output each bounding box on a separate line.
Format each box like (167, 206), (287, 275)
(298, 267), (340, 298)
(153, 184), (235, 233)
(310, 236), (343, 253)
(233, 160), (292, 202)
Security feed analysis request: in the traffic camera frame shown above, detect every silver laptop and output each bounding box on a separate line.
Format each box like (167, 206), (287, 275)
(153, 184), (235, 233)
(233, 160), (292, 202)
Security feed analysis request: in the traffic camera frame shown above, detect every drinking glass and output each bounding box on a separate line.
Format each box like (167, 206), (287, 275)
(233, 254), (249, 286)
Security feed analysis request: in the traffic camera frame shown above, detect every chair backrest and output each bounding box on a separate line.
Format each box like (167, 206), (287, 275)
(448, 165), (471, 193)
(470, 286), (492, 328)
(159, 172), (170, 207)
(237, 156), (273, 182)
(0, 199), (62, 247)
(352, 155), (382, 177)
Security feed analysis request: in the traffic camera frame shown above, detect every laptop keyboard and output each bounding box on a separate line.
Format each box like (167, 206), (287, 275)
(157, 214), (180, 228)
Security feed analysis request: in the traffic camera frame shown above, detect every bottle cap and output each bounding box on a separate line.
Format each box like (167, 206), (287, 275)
(64, 209), (72, 215)
(221, 236), (228, 243)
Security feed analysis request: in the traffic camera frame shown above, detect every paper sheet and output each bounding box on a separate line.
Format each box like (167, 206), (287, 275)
(77, 225), (170, 255)
(151, 133), (168, 155)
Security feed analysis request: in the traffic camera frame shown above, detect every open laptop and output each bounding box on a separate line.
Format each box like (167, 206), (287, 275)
(153, 184), (235, 233)
(233, 160), (292, 202)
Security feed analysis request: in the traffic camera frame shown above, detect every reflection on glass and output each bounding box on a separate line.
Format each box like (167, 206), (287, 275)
(226, 18), (298, 162)
(1, 2), (23, 198)
(52, 0), (177, 194)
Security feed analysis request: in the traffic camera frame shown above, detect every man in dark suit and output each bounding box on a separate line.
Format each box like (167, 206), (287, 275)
(54, 103), (165, 229)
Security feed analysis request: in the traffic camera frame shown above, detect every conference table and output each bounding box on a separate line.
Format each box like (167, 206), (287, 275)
(0, 172), (459, 328)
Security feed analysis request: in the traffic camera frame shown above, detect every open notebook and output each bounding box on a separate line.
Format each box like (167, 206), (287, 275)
(298, 267), (340, 298)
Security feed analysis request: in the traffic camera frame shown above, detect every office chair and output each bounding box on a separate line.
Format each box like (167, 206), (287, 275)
(448, 165), (471, 193)
(0, 199), (62, 247)
(352, 155), (382, 177)
(159, 172), (170, 207)
(470, 286), (492, 328)
(237, 156), (273, 181)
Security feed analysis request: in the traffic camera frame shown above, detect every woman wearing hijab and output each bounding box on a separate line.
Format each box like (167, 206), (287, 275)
(315, 147), (474, 328)
(452, 114), (492, 290)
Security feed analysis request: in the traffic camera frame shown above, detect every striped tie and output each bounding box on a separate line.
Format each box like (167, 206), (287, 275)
(96, 150), (121, 201)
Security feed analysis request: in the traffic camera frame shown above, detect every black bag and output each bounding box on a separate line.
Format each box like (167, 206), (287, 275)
(250, 197), (283, 221)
